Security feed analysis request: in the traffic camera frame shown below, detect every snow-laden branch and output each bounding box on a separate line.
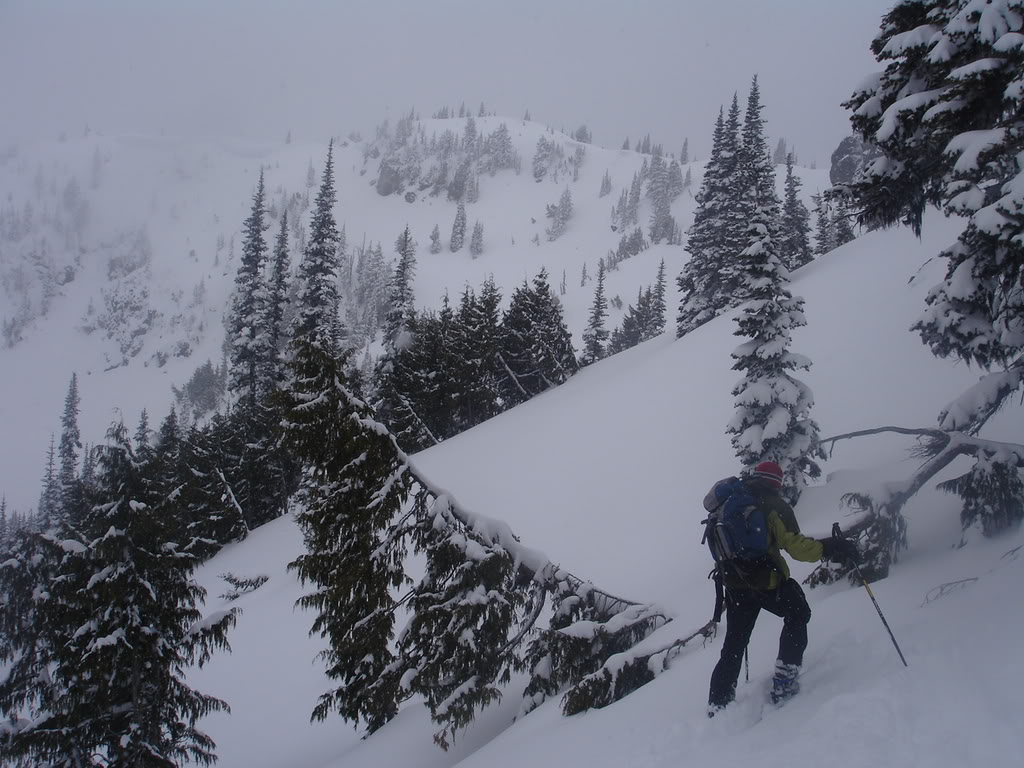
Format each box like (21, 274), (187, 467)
(814, 423), (1024, 582)
(822, 425), (1024, 465)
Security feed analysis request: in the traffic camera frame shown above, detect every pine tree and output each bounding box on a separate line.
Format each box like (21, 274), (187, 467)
(650, 258), (667, 337)
(727, 204), (823, 504)
(429, 223), (442, 254)
(469, 220), (484, 257)
(676, 97), (747, 336)
(647, 154), (673, 243)
(546, 187), (573, 241)
(608, 287), (652, 355)
(384, 226), (417, 350)
(487, 123), (517, 171)
(680, 138), (689, 164)
(450, 202), (467, 252)
(163, 413), (249, 558)
(0, 523), (73, 762)
(3, 422), (238, 765)
(292, 143), (341, 348)
(411, 296), (459, 441)
(57, 373), (82, 523)
(452, 279), (503, 430)
(812, 193), (835, 256)
(832, 196), (856, 247)
(284, 274), (409, 733)
(581, 261), (609, 364)
(738, 76), (778, 214)
(224, 168), (291, 530)
(779, 153), (813, 269)
(227, 168), (271, 414)
(374, 226), (434, 450)
(599, 169), (612, 197)
(532, 135), (553, 180)
(267, 209), (292, 384)
(498, 270), (578, 405)
(282, 137), (413, 731)
(37, 435), (59, 527)
(667, 159), (684, 200)
(463, 115), (477, 154)
(626, 171), (642, 227)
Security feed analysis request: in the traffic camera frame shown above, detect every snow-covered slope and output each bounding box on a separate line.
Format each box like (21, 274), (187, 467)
(182, 211), (1023, 768)
(3, 120), (1021, 768)
(1, 119), (784, 512)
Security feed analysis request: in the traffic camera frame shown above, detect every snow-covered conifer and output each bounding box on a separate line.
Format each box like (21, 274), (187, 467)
(450, 202), (467, 252)
(469, 220), (484, 257)
(779, 153), (813, 269)
(266, 210), (292, 384)
(727, 205), (823, 503)
(227, 169), (271, 414)
(546, 187), (573, 241)
(384, 226), (417, 350)
(650, 258), (667, 337)
(3, 421), (238, 764)
(37, 435), (59, 527)
(832, 195), (855, 247)
(677, 97), (746, 336)
(429, 223), (442, 254)
(498, 269), (578, 405)
(812, 193), (835, 256)
(57, 373), (82, 520)
(647, 154), (673, 243)
(532, 135), (553, 180)
(581, 261), (609, 364)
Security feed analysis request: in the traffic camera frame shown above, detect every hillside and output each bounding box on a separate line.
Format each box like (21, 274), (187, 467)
(181, 210), (1022, 768)
(0, 118), (808, 512)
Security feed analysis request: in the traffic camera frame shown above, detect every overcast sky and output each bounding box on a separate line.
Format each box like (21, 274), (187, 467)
(1, 0), (893, 166)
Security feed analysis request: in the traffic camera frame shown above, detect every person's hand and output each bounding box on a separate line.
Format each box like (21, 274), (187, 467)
(821, 536), (861, 565)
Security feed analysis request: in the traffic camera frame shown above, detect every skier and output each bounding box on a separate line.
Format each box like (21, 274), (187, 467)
(706, 460), (859, 716)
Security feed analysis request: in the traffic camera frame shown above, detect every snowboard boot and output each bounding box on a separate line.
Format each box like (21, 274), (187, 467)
(769, 661), (800, 705)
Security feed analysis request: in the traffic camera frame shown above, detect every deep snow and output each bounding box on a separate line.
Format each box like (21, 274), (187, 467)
(188, 212), (1022, 768)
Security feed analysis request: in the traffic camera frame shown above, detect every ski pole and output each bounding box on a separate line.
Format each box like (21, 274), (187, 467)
(832, 523), (909, 668)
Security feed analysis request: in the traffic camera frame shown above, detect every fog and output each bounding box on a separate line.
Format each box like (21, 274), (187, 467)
(2, 0), (892, 165)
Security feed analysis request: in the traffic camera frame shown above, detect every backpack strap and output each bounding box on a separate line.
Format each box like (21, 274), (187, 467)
(709, 566), (725, 623)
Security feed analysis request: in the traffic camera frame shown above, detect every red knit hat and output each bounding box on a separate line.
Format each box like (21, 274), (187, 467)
(752, 461), (784, 488)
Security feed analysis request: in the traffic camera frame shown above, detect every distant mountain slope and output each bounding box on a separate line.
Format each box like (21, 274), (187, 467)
(0, 118), (831, 511)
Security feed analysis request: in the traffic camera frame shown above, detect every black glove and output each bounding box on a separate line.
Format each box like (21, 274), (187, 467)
(821, 536), (861, 565)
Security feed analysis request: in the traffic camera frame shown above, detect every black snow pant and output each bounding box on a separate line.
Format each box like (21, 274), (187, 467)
(707, 578), (811, 707)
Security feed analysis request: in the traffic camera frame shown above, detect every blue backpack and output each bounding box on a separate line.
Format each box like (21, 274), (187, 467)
(701, 477), (770, 564)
